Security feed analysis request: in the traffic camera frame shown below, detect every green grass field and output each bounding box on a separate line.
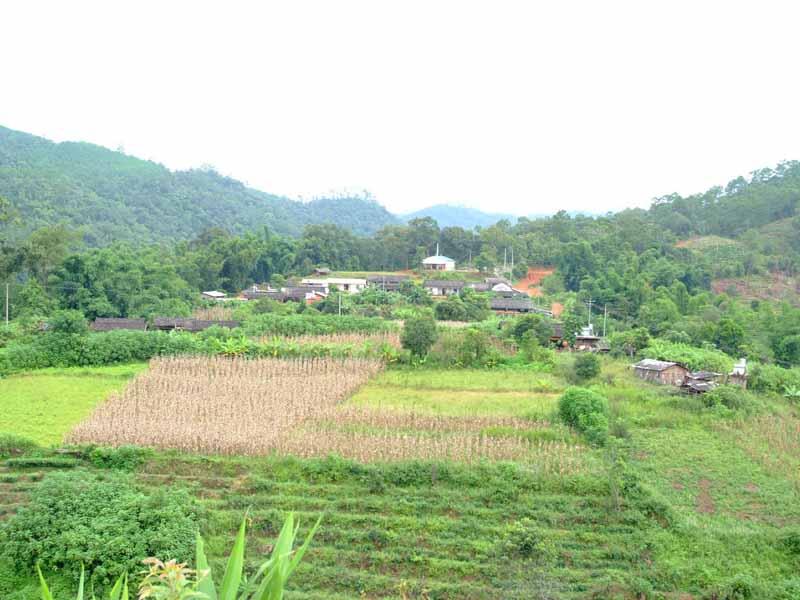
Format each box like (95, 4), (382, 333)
(1, 357), (799, 598)
(0, 364), (146, 445)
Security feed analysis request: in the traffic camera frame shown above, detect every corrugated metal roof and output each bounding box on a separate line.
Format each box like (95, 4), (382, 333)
(634, 359), (679, 371)
(424, 280), (465, 288)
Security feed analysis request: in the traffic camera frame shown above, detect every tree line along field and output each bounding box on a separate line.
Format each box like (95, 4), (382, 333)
(1, 350), (800, 598)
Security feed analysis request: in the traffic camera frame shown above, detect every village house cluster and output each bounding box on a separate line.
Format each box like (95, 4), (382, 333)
(88, 249), (617, 352)
(632, 358), (748, 392)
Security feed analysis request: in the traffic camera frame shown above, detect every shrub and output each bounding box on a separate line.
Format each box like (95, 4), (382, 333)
(456, 329), (491, 367)
(498, 519), (555, 562)
(512, 314), (554, 345)
(0, 433), (38, 458)
(573, 353), (601, 381)
(641, 339), (733, 373)
(88, 445), (154, 471)
(47, 310), (89, 335)
(781, 528), (800, 556)
(1, 470), (196, 583)
(749, 363), (800, 394)
(401, 317), (438, 358)
(558, 387), (609, 446)
(701, 385), (752, 411)
(435, 296), (468, 321)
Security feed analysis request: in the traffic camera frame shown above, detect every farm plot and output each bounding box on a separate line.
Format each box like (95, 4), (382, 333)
(257, 332), (401, 348)
(67, 356), (383, 454)
(67, 358), (582, 466)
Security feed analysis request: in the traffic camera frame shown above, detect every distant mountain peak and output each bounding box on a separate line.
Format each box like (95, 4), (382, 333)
(402, 204), (519, 229)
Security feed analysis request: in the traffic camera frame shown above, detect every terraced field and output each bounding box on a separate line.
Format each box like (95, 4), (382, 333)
(0, 453), (656, 599)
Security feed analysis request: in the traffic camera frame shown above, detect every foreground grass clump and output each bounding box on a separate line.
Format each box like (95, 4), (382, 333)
(0, 364), (146, 445)
(1, 470), (196, 585)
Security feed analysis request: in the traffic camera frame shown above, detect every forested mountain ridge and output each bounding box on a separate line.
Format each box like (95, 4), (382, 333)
(0, 126), (400, 244)
(402, 204), (519, 229)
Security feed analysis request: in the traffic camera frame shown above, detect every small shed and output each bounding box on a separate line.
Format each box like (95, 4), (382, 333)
(241, 285), (273, 301)
(729, 358), (748, 389)
(153, 318), (239, 332)
(633, 359), (690, 386)
(424, 280), (465, 296)
(367, 274), (410, 292)
(90, 318), (147, 332)
(313, 267), (331, 276)
(490, 297), (535, 313)
(201, 290), (227, 301)
(574, 324), (602, 351)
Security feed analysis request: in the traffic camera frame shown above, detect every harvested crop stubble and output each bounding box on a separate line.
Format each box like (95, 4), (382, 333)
(193, 305), (236, 321)
(67, 356), (383, 454)
(257, 332), (402, 348)
(330, 405), (549, 433)
(277, 426), (585, 472)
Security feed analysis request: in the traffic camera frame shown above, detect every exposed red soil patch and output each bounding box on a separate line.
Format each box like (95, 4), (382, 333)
(712, 271), (800, 306)
(696, 478), (715, 514)
(744, 482), (759, 493)
(672, 481), (685, 490)
(513, 266), (555, 298)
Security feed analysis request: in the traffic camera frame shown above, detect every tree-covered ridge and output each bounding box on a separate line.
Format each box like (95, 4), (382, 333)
(649, 160), (800, 238)
(0, 126), (400, 244)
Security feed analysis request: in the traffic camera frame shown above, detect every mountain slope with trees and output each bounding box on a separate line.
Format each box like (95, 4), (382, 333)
(402, 204), (518, 229)
(0, 126), (400, 245)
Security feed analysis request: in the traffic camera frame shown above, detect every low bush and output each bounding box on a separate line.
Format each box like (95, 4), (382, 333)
(401, 317), (438, 358)
(701, 385), (753, 411)
(573, 353), (601, 381)
(0, 433), (38, 458)
(558, 387), (609, 446)
(641, 339), (733, 373)
(749, 363), (800, 394)
(4, 456), (80, 469)
(1, 470), (197, 584)
(88, 445), (154, 471)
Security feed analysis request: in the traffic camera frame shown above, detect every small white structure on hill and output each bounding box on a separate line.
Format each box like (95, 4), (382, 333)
(300, 277), (367, 294)
(422, 244), (455, 271)
(201, 290), (227, 301)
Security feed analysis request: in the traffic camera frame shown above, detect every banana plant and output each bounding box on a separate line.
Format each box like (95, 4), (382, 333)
(38, 564), (129, 600)
(196, 512), (320, 600)
(38, 513), (318, 600)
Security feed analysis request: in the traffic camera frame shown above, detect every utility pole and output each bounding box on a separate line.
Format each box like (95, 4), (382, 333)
(503, 248), (507, 273)
(586, 298), (593, 327)
(510, 247), (514, 277)
(4, 283), (8, 326)
(338, 292), (342, 317)
(603, 304), (607, 337)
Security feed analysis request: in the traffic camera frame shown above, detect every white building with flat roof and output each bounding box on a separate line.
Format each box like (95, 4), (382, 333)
(300, 277), (367, 294)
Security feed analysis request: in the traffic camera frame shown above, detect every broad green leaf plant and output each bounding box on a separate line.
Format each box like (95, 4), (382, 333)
(38, 513), (319, 600)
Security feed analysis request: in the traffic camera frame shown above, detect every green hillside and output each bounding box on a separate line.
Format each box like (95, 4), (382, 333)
(0, 126), (400, 244)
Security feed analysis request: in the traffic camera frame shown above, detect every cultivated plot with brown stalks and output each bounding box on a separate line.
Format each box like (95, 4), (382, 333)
(68, 356), (383, 454)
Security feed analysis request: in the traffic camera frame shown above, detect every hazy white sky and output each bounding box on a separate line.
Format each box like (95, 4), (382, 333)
(2, 1), (800, 215)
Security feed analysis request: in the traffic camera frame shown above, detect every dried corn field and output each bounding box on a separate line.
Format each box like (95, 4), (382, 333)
(192, 305), (237, 321)
(68, 356), (585, 469)
(278, 426), (585, 473)
(67, 356), (383, 454)
(256, 332), (401, 348)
